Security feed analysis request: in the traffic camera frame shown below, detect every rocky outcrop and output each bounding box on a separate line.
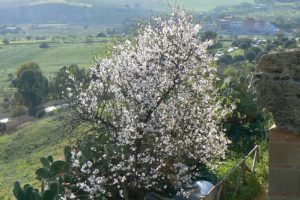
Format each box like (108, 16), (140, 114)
(254, 48), (300, 133)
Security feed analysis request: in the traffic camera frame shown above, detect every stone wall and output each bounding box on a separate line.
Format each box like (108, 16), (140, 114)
(254, 48), (300, 200)
(254, 49), (300, 133)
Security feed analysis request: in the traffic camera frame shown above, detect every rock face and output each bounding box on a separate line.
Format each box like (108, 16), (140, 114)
(254, 48), (300, 133)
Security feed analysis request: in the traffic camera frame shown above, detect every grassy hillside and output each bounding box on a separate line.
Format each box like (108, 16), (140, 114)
(0, 36), (108, 199)
(0, 116), (79, 198)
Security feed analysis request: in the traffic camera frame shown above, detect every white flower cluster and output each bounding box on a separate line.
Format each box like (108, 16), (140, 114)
(60, 150), (106, 200)
(65, 7), (232, 199)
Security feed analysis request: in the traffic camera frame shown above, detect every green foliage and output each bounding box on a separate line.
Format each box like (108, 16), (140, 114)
(13, 181), (58, 200)
(255, 51), (268, 64)
(50, 64), (86, 99)
(16, 62), (41, 78)
(284, 39), (297, 48)
(207, 42), (223, 50)
(220, 64), (272, 153)
(35, 148), (71, 182)
(0, 122), (6, 133)
(244, 49), (257, 63)
(35, 109), (46, 118)
(232, 38), (252, 49)
(233, 55), (245, 62)
(200, 31), (218, 42)
(96, 32), (106, 37)
(84, 38), (94, 44)
(11, 105), (27, 117)
(39, 43), (49, 49)
(251, 46), (263, 54)
(2, 38), (9, 45)
(214, 144), (268, 200)
(15, 62), (48, 110)
(265, 43), (277, 51)
(218, 54), (233, 65)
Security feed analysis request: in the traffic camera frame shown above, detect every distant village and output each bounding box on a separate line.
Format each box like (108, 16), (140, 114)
(202, 16), (278, 35)
(0, 25), (22, 34)
(0, 15), (281, 37)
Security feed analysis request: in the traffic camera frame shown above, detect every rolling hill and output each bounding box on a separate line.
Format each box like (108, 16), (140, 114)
(0, 0), (254, 25)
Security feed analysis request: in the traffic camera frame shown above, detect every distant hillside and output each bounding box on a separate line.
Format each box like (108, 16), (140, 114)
(0, 3), (151, 25)
(0, 0), (253, 25)
(276, 0), (300, 2)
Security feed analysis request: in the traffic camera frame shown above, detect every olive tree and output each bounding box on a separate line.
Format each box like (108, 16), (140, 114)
(15, 62), (48, 111)
(63, 8), (232, 199)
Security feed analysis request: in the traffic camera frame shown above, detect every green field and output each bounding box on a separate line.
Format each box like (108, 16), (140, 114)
(0, 41), (108, 102)
(0, 42), (107, 73)
(77, 0), (254, 11)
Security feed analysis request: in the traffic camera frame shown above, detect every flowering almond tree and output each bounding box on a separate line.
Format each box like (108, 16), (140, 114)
(64, 7), (232, 199)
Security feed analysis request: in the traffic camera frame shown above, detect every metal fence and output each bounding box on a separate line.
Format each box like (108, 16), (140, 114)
(203, 145), (260, 200)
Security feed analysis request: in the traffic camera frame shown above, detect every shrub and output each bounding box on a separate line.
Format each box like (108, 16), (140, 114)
(245, 49), (257, 63)
(218, 54), (233, 65)
(2, 39), (9, 45)
(11, 105), (27, 117)
(0, 122), (6, 133)
(207, 42), (223, 50)
(224, 67), (237, 77)
(35, 109), (46, 118)
(96, 32), (106, 37)
(39, 42), (49, 49)
(284, 39), (297, 48)
(233, 55), (246, 62)
(200, 31), (218, 41)
(84, 38), (93, 43)
(251, 46), (263, 54)
(237, 38), (252, 49)
(265, 43), (277, 52)
(232, 40), (239, 47)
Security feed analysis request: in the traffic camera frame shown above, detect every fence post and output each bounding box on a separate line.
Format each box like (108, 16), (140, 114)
(41, 178), (45, 195)
(216, 183), (223, 200)
(56, 177), (60, 196)
(241, 161), (247, 185)
(233, 161), (247, 197)
(251, 146), (259, 173)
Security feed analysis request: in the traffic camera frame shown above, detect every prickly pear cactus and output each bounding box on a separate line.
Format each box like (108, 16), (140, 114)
(13, 181), (58, 200)
(13, 146), (72, 200)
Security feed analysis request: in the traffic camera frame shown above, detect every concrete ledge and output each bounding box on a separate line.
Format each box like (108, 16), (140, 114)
(269, 196), (300, 200)
(269, 128), (300, 199)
